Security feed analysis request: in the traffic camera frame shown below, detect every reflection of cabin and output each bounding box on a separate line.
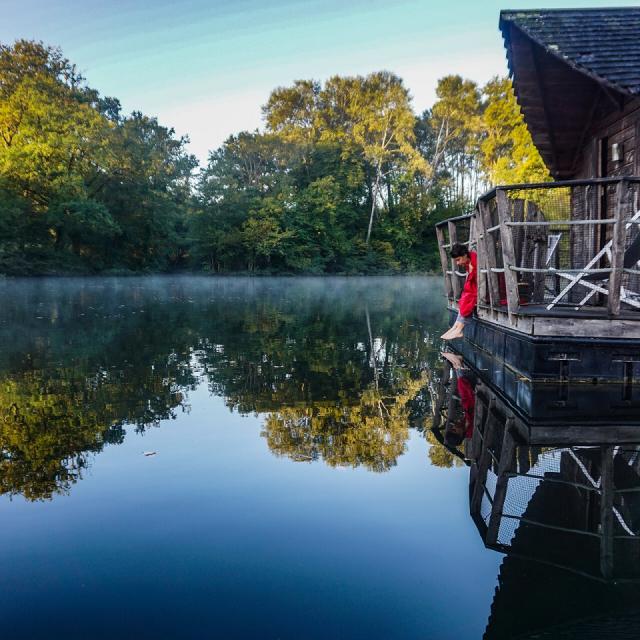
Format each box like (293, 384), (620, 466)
(473, 419), (640, 636)
(431, 348), (640, 586)
(484, 545), (640, 639)
(432, 342), (640, 634)
(436, 9), (640, 379)
(449, 335), (640, 441)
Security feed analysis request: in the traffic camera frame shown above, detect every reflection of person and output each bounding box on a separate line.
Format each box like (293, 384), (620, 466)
(442, 352), (476, 447)
(441, 243), (477, 340)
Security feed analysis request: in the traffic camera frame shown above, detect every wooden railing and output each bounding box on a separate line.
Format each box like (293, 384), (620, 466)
(436, 177), (640, 327)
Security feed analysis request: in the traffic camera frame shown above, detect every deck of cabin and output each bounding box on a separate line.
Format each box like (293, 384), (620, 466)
(436, 176), (640, 340)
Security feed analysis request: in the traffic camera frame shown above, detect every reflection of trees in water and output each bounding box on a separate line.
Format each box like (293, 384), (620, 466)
(0, 285), (200, 500)
(262, 374), (427, 472)
(0, 362), (193, 501)
(0, 277), (446, 499)
(425, 428), (465, 469)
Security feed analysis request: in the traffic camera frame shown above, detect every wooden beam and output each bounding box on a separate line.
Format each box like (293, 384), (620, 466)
(436, 225), (454, 300)
(529, 425), (640, 445)
(608, 180), (628, 315)
(533, 317), (640, 339)
(478, 200), (502, 311)
(448, 221), (462, 300)
(496, 189), (521, 324)
(474, 209), (488, 312)
(470, 384), (487, 461)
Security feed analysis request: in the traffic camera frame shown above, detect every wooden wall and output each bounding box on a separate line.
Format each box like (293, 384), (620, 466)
(575, 97), (640, 180)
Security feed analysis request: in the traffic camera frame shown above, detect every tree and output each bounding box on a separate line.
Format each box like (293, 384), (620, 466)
(425, 75), (484, 206)
(480, 76), (550, 186)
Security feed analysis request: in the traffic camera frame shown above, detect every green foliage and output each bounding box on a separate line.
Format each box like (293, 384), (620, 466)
(0, 40), (196, 274)
(480, 76), (551, 186)
(0, 39), (551, 275)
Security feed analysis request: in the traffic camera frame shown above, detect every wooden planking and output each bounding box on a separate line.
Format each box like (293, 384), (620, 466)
(529, 425), (640, 445)
(475, 305), (640, 338)
(577, 97), (640, 179)
(532, 316), (640, 338)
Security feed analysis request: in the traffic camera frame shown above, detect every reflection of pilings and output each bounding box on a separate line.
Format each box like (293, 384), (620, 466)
(470, 424), (640, 581)
(364, 305), (379, 393)
(600, 445), (615, 579)
(469, 388), (496, 521)
(486, 418), (517, 546)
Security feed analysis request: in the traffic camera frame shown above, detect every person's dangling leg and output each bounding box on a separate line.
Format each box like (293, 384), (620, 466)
(441, 312), (468, 340)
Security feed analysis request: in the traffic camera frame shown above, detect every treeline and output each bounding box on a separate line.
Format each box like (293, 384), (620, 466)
(0, 40), (549, 275)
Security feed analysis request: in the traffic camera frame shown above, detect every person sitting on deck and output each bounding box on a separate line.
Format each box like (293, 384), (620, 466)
(441, 243), (477, 340)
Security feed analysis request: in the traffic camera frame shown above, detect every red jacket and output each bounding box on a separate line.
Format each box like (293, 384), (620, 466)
(457, 373), (476, 438)
(458, 251), (477, 318)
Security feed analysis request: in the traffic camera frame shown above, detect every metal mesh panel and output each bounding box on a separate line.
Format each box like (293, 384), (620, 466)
(480, 490), (493, 525)
(487, 198), (504, 271)
(485, 467), (498, 497)
(501, 474), (544, 519)
(496, 513), (519, 546)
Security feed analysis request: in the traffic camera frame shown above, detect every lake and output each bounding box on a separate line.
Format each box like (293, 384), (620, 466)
(1, 276), (637, 639)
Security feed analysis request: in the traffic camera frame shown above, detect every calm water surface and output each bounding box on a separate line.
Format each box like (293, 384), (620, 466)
(0, 277), (518, 638)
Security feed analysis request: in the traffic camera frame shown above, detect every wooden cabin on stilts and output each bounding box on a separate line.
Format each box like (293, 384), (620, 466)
(437, 8), (640, 388)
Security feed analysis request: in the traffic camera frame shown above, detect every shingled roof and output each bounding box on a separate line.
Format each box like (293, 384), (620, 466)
(499, 8), (640, 178)
(500, 8), (640, 96)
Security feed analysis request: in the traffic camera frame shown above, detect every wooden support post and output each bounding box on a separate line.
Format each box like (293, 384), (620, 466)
(518, 444), (530, 476)
(486, 418), (518, 546)
(511, 199), (525, 266)
(478, 200), (501, 311)
(527, 201), (546, 304)
(448, 221), (462, 299)
(496, 189), (521, 324)
(474, 210), (488, 311)
(469, 214), (477, 251)
(608, 180), (628, 316)
(436, 225), (454, 301)
(599, 445), (614, 580)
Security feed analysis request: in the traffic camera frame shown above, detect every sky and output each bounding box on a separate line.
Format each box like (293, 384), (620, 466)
(3, 0), (640, 164)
